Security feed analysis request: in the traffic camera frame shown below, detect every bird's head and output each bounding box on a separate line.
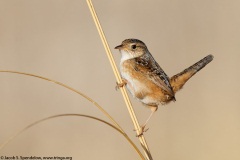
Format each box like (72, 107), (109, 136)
(115, 39), (148, 61)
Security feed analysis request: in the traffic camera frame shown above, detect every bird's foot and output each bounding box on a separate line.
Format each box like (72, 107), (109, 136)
(115, 79), (127, 90)
(134, 125), (149, 137)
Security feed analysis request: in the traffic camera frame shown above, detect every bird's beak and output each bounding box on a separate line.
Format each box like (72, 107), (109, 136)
(114, 44), (123, 49)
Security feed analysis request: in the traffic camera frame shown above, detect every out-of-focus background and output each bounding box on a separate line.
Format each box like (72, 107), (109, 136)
(0, 0), (239, 159)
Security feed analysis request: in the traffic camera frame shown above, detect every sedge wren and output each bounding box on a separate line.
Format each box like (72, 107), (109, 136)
(115, 38), (213, 135)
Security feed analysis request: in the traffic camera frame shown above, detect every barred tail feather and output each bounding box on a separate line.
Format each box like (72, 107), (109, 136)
(170, 54), (214, 93)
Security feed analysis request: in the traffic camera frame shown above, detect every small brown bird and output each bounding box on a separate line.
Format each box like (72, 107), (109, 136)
(115, 38), (213, 135)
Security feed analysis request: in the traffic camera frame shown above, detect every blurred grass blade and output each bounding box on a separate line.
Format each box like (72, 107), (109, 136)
(0, 70), (123, 132)
(0, 114), (144, 159)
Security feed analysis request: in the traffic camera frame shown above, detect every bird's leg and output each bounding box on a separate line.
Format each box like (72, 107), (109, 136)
(136, 105), (158, 137)
(115, 78), (127, 90)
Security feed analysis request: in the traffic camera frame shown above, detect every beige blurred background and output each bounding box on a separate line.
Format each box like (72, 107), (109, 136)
(0, 0), (239, 159)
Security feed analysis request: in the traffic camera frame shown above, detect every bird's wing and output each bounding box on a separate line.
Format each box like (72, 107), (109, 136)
(134, 53), (175, 97)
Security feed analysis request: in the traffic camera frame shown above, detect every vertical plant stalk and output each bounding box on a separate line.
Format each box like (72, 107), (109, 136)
(86, 0), (152, 159)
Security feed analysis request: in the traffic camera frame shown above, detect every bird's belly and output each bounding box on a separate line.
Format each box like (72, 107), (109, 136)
(121, 71), (167, 105)
(121, 71), (147, 98)
(120, 61), (170, 105)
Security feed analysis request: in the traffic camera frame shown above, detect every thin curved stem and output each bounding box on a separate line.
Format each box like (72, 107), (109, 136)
(0, 114), (144, 159)
(0, 70), (123, 132)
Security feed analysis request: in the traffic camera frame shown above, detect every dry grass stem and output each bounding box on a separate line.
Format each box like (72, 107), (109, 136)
(0, 70), (122, 131)
(0, 114), (144, 159)
(86, 0), (152, 159)
(0, 70), (144, 158)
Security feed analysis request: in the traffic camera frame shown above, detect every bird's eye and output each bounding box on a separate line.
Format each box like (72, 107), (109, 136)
(132, 45), (137, 49)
